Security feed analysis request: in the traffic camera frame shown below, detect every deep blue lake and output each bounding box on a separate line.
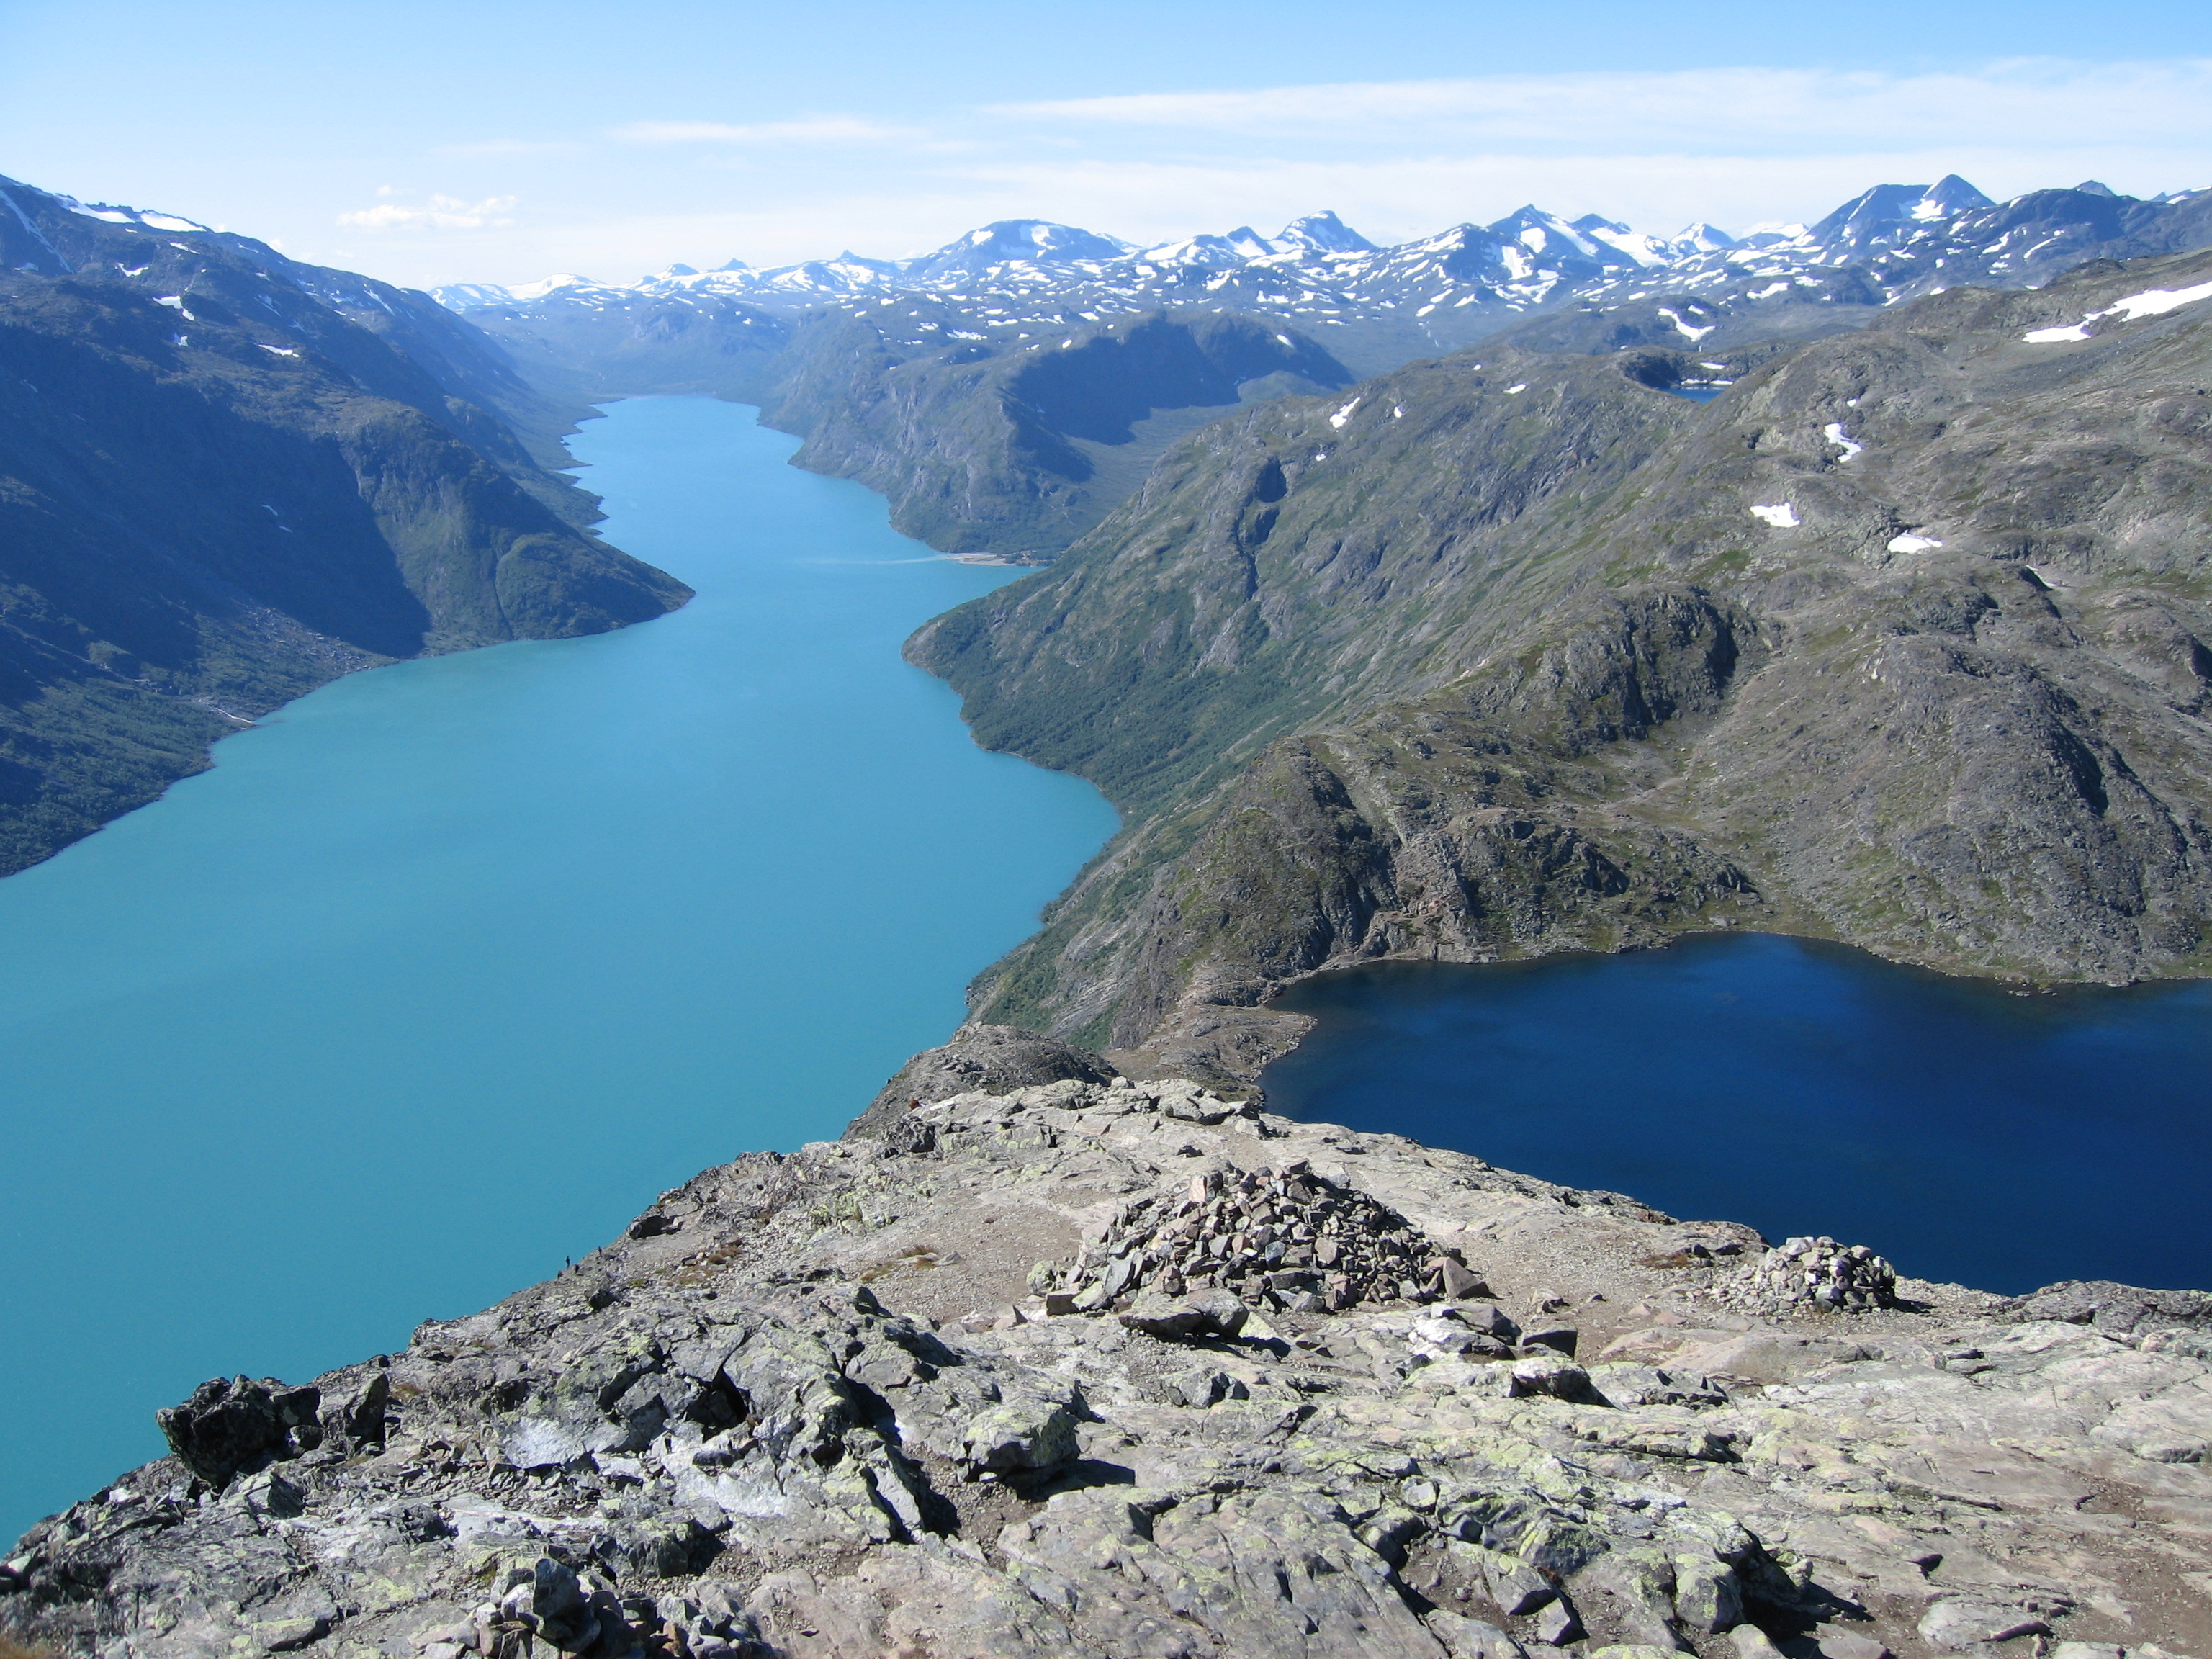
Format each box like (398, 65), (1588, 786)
(0, 397), (1117, 1542)
(1263, 933), (2212, 1298)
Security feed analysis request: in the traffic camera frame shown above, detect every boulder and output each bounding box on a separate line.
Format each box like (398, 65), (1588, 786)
(1120, 1287), (1249, 1341)
(961, 1398), (1079, 1476)
(1430, 1613), (1529, 1659)
(156, 1375), (322, 1487)
(320, 1372), (390, 1450)
(1520, 1323), (1581, 1357)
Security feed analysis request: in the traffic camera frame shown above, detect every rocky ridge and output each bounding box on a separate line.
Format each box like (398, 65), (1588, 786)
(10, 1056), (2212, 1659)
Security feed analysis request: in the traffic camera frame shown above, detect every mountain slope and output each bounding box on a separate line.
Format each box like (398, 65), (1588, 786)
(909, 249), (2212, 1076)
(757, 308), (1352, 555)
(451, 178), (2212, 564)
(0, 177), (692, 873)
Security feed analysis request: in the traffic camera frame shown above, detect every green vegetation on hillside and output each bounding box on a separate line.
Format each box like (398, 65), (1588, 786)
(909, 251), (2212, 1077)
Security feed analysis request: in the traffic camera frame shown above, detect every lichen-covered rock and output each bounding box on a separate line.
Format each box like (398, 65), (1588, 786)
(9, 1074), (2212, 1658)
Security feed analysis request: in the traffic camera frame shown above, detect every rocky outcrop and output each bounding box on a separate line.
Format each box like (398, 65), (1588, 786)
(844, 1023), (1119, 1137)
(12, 1065), (2212, 1658)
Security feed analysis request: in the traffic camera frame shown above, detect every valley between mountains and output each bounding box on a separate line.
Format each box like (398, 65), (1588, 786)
(9, 162), (2212, 1659)
(917, 248), (2212, 1078)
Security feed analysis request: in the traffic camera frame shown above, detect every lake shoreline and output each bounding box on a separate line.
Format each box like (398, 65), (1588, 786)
(1259, 930), (2212, 1295)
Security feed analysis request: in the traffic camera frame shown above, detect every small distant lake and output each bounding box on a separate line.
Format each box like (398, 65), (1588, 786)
(1666, 385), (1729, 403)
(1262, 933), (2212, 1296)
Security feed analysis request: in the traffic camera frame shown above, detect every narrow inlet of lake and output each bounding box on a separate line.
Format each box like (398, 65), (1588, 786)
(0, 397), (1118, 1541)
(1262, 933), (2212, 1297)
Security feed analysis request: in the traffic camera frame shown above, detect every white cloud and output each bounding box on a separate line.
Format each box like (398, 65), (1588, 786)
(433, 139), (585, 158)
(611, 117), (917, 145)
(990, 58), (2212, 155)
(337, 193), (519, 232)
(307, 56), (2212, 285)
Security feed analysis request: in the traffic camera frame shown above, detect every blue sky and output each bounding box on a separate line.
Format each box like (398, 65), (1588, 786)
(3, 0), (2209, 287)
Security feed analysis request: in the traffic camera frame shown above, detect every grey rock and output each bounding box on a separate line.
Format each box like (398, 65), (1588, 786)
(961, 1398), (1080, 1476)
(156, 1374), (321, 1486)
(1479, 1549), (1557, 1617)
(1920, 1601), (2052, 1654)
(1812, 1624), (1891, 1659)
(997, 1485), (1444, 1656)
(1730, 1627), (1787, 1659)
(1509, 1354), (1601, 1403)
(845, 1025), (1118, 1138)
(319, 1370), (390, 1449)
(1120, 1286), (1249, 1341)
(1439, 1257), (1493, 1300)
(1519, 1323), (1580, 1357)
(232, 1467), (305, 1519)
(9, 1076), (2210, 1659)
(1996, 1280), (2212, 1334)
(1431, 1612), (1529, 1659)
(1533, 1596), (1587, 1645)
(1919, 1599), (2055, 1650)
(1586, 1363), (1728, 1408)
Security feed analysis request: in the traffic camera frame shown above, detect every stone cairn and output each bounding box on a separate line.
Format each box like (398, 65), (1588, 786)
(1735, 1236), (1899, 1312)
(1037, 1160), (1476, 1316)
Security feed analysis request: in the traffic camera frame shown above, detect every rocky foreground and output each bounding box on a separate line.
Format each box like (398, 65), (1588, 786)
(6, 1033), (2211, 1659)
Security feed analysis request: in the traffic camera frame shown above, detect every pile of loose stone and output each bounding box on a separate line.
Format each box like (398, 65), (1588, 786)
(1722, 1236), (1899, 1312)
(1035, 1158), (1483, 1316)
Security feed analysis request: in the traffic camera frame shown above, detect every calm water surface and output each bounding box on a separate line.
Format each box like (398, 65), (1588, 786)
(0, 397), (1116, 1539)
(1264, 934), (2212, 1297)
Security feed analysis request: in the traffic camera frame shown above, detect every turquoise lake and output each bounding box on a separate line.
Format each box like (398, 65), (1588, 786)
(0, 397), (1118, 1542)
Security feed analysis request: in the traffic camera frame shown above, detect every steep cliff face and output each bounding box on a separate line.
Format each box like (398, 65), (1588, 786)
(755, 308), (1352, 557)
(912, 251), (2212, 1071)
(0, 179), (692, 873)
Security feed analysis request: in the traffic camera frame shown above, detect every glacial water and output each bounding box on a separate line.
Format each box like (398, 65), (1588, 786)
(1263, 933), (2212, 1298)
(0, 397), (1117, 1542)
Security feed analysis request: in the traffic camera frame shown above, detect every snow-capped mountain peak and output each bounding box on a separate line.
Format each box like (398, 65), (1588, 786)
(434, 176), (2211, 373)
(1273, 210), (1374, 253)
(906, 220), (1132, 282)
(1671, 222), (1740, 253)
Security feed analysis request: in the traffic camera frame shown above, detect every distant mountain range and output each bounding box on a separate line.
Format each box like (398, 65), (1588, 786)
(431, 175), (2212, 562)
(436, 176), (2212, 372)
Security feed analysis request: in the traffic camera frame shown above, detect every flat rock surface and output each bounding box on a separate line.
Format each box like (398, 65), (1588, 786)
(8, 1076), (2211, 1659)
